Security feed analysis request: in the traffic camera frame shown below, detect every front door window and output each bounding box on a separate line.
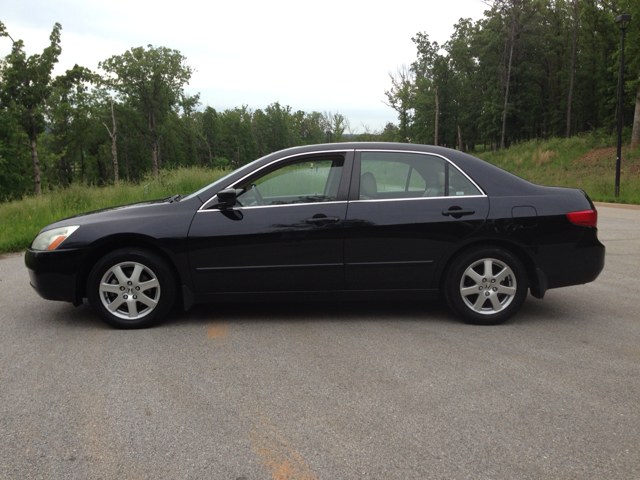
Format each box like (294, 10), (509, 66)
(236, 157), (344, 206)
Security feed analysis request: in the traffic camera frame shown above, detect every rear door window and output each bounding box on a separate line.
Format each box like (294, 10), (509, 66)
(358, 152), (481, 200)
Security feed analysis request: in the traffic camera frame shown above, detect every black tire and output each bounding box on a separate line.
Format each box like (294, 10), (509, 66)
(444, 246), (528, 325)
(87, 248), (176, 329)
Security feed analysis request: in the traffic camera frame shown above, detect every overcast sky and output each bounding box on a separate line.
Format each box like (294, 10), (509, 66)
(1, 0), (488, 132)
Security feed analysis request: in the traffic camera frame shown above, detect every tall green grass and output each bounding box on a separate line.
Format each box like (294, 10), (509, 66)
(0, 167), (228, 253)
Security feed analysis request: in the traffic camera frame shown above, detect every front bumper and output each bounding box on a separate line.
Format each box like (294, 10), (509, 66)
(25, 248), (89, 304)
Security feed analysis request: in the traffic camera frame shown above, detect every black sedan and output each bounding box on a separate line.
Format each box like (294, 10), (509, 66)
(25, 143), (605, 328)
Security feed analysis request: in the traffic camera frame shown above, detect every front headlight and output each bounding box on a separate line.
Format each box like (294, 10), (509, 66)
(31, 226), (80, 251)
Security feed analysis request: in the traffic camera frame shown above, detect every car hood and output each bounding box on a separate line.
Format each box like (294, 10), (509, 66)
(40, 198), (182, 231)
(37, 196), (202, 237)
(68, 198), (168, 219)
(31, 195), (202, 252)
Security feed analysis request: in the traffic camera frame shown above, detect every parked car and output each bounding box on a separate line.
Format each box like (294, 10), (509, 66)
(25, 143), (605, 328)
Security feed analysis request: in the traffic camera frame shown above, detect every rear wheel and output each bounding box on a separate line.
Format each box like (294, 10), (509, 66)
(444, 247), (528, 325)
(87, 248), (176, 329)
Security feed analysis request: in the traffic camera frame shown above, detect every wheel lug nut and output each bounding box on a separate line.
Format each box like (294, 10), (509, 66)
(120, 286), (125, 291)
(493, 287), (498, 292)
(491, 279), (496, 283)
(482, 278), (487, 283)
(485, 291), (490, 296)
(478, 286), (483, 291)
(133, 295), (137, 299)
(123, 295), (128, 299)
(135, 286), (140, 291)
(127, 281), (132, 286)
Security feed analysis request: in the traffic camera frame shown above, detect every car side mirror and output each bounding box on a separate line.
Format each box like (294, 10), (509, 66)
(215, 188), (237, 209)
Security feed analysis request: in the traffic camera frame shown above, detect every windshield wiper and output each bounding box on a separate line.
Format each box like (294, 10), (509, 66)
(165, 194), (182, 203)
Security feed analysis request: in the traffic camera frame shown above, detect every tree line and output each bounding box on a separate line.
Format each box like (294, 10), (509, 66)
(384, 0), (640, 152)
(1, 0), (639, 201)
(0, 21), (362, 201)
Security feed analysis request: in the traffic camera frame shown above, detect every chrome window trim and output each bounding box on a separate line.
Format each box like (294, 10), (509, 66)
(355, 149), (487, 198)
(199, 149), (352, 211)
(196, 200), (348, 213)
(348, 195), (486, 204)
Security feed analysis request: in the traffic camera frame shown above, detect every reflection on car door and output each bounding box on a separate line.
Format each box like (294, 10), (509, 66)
(344, 150), (489, 290)
(188, 152), (353, 294)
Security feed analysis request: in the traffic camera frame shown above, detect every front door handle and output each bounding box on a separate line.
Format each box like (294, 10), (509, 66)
(442, 207), (476, 218)
(306, 216), (341, 225)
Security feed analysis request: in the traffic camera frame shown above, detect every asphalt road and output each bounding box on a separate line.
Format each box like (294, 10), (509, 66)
(1, 205), (639, 479)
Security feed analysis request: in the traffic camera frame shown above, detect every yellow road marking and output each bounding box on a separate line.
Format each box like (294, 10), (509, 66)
(206, 321), (228, 339)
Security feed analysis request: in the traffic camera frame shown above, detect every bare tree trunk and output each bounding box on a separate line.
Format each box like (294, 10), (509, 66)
(125, 147), (130, 180)
(434, 85), (439, 146)
(205, 139), (213, 167)
(80, 146), (85, 181)
(632, 74), (640, 148)
(96, 152), (105, 182)
(402, 110), (408, 141)
(109, 98), (118, 183)
(566, 0), (579, 138)
(149, 113), (159, 179)
(30, 136), (42, 196)
(28, 110), (42, 196)
(57, 155), (69, 187)
(501, 18), (515, 150)
(101, 98), (118, 184)
(458, 125), (465, 153)
(151, 140), (159, 179)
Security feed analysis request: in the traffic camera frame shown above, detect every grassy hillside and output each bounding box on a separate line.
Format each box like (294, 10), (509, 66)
(475, 135), (640, 204)
(1, 135), (639, 254)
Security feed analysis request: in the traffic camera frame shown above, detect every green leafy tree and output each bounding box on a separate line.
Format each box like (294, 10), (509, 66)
(92, 92), (119, 183)
(613, 1), (640, 146)
(0, 21), (62, 195)
(42, 65), (95, 187)
(0, 107), (31, 200)
(385, 0), (638, 150)
(445, 19), (485, 151)
(289, 110), (326, 145)
(217, 106), (258, 167)
(193, 106), (222, 166)
(384, 65), (415, 142)
(322, 112), (349, 143)
(99, 45), (196, 179)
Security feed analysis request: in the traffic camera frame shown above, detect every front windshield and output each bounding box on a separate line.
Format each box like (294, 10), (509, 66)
(180, 155), (267, 202)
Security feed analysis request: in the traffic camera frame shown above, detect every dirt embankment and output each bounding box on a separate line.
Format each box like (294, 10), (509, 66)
(573, 146), (640, 174)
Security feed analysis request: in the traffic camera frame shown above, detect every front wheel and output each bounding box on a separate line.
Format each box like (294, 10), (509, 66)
(444, 247), (528, 325)
(87, 248), (176, 329)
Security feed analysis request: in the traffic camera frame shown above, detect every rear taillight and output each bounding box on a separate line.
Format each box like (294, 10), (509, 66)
(566, 209), (597, 227)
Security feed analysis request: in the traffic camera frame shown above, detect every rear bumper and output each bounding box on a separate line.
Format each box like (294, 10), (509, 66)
(537, 230), (605, 290)
(25, 248), (88, 304)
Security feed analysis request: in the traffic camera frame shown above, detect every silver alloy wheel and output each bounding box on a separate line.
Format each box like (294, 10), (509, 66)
(459, 257), (517, 315)
(98, 261), (161, 320)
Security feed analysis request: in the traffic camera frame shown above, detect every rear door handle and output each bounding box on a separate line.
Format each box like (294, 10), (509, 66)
(442, 208), (475, 218)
